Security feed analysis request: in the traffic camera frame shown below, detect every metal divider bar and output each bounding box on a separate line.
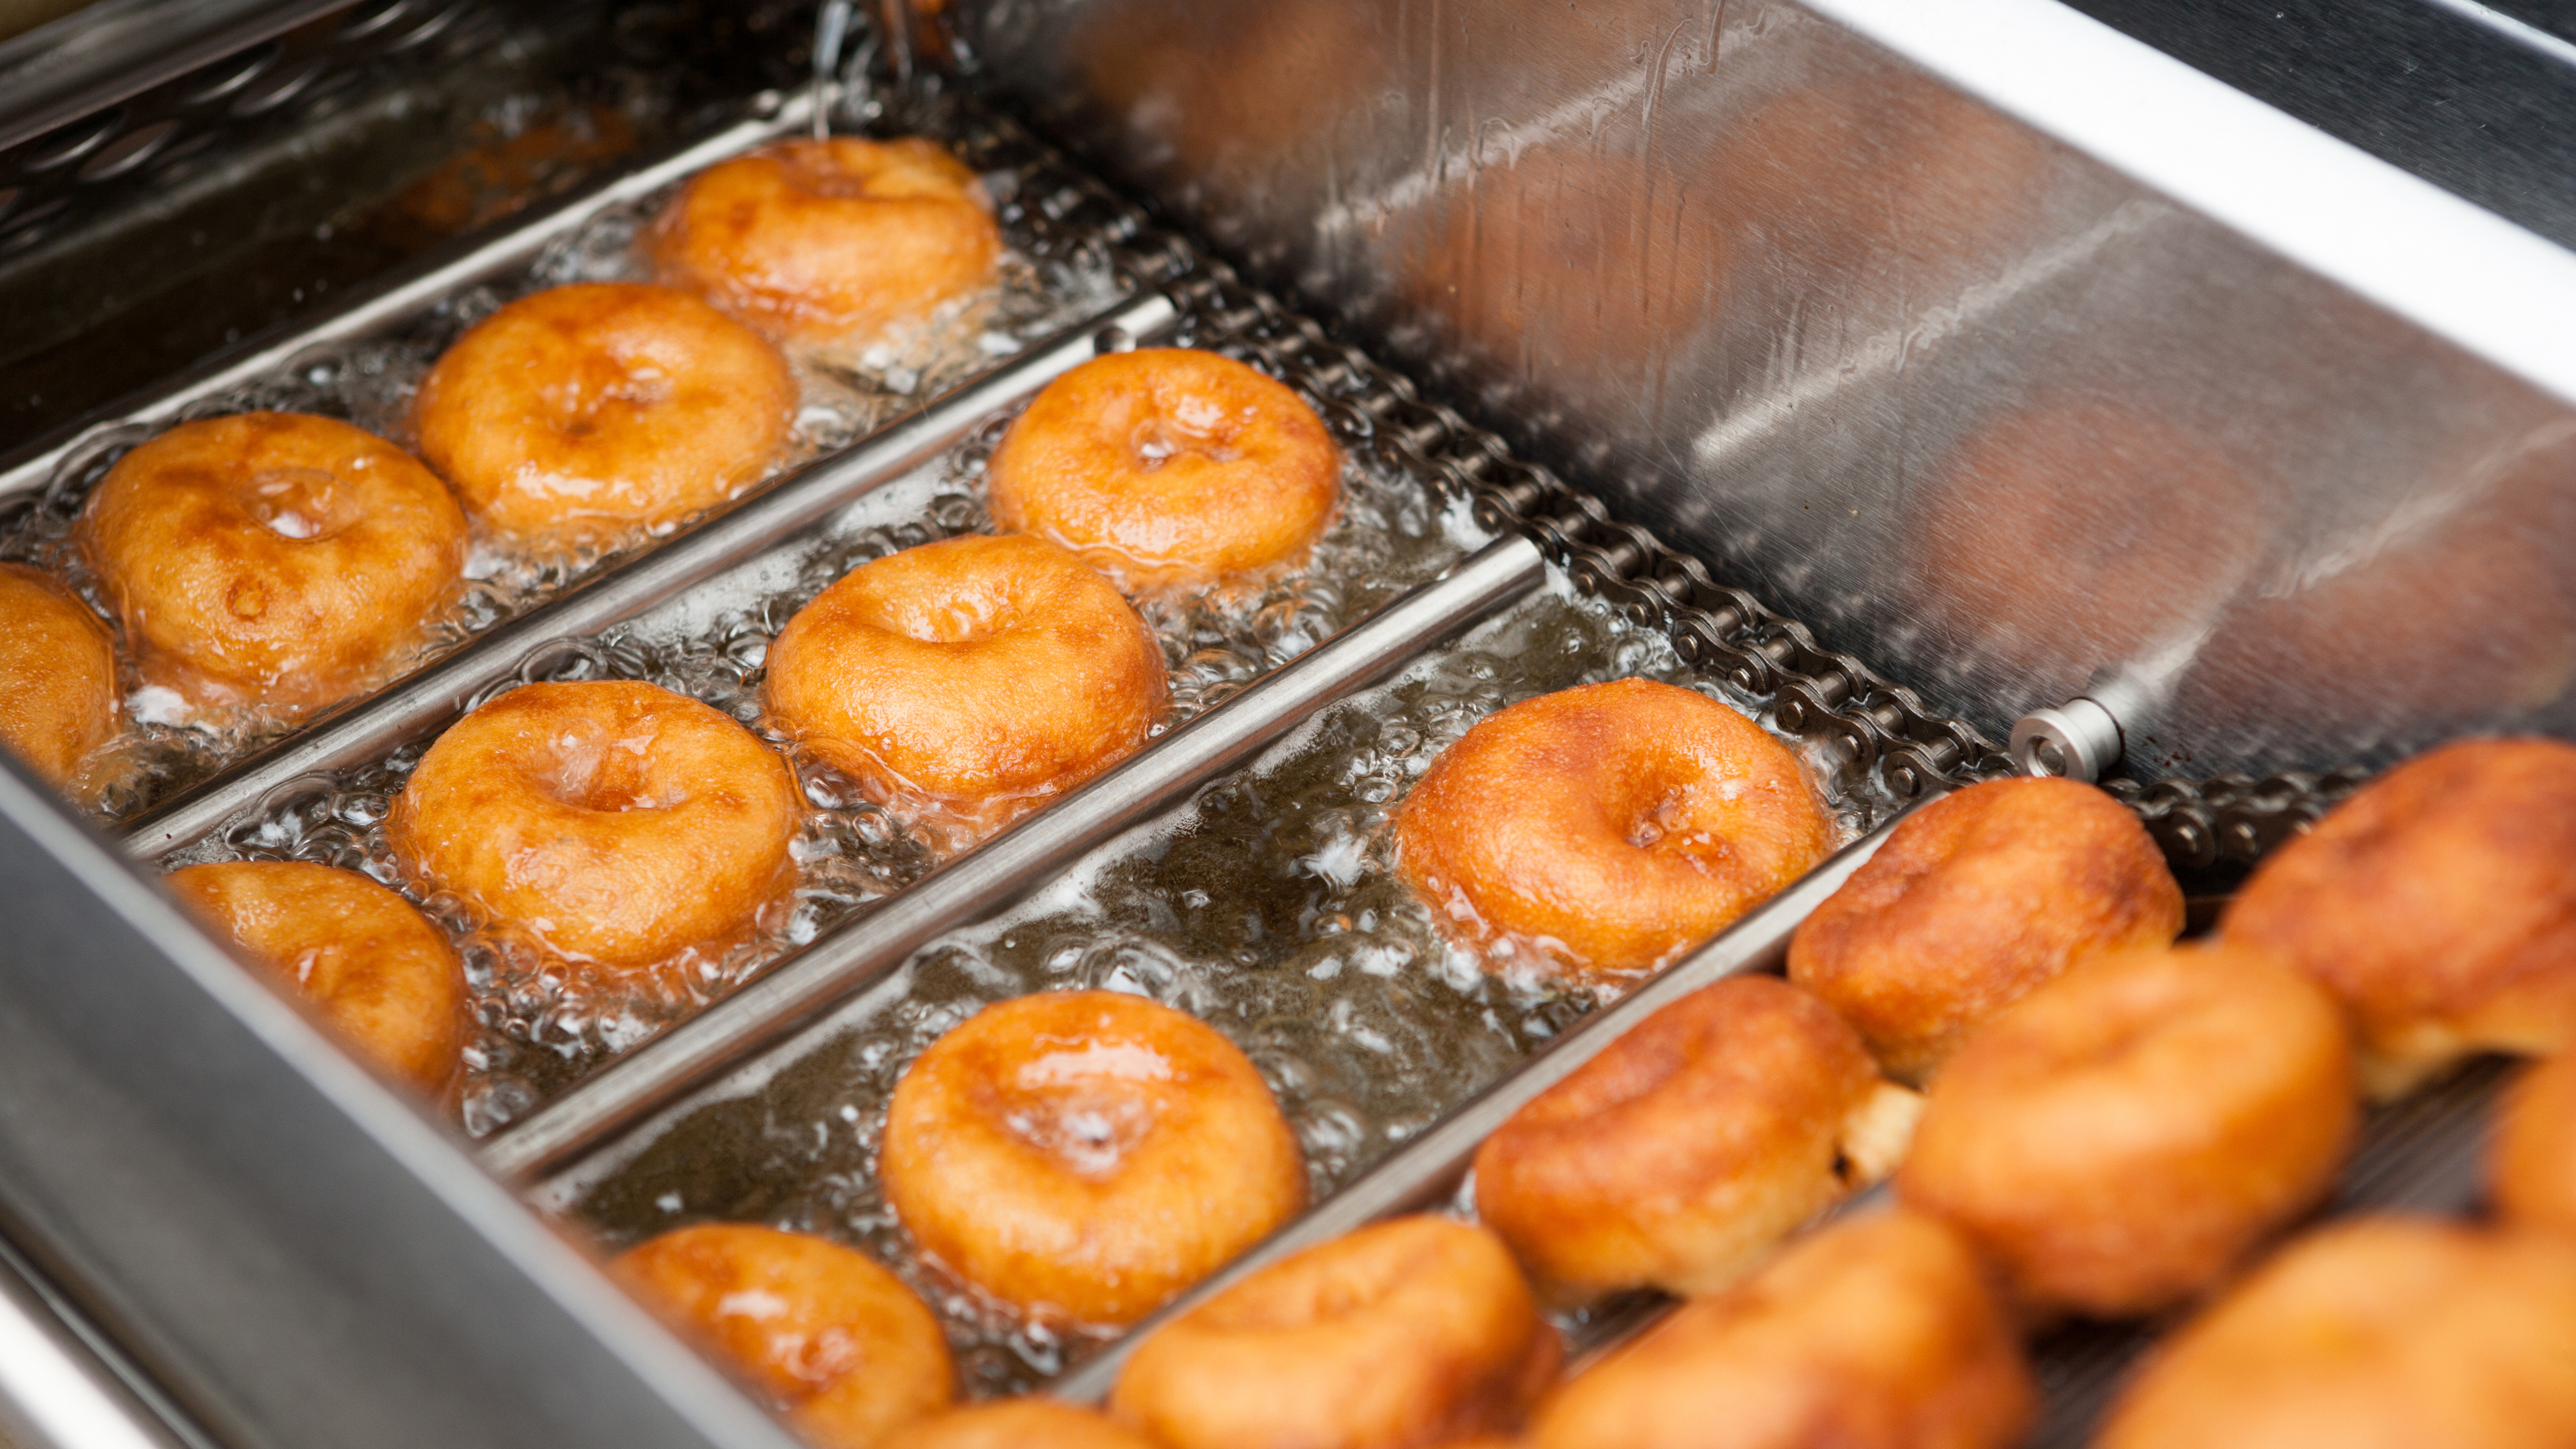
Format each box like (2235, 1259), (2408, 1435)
(480, 533), (1554, 1182)
(122, 291), (1182, 860)
(1044, 808), (1922, 1404)
(0, 91), (815, 500)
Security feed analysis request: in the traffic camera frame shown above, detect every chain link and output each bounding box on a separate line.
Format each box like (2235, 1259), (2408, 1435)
(979, 111), (2369, 868)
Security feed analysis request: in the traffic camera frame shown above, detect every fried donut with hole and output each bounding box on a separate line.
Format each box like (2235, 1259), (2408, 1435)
(1110, 1216), (1561, 1449)
(1395, 678), (1833, 978)
(388, 680), (799, 972)
(652, 137), (1001, 352)
(166, 860), (466, 1098)
(880, 1401), (1156, 1449)
(762, 534), (1166, 826)
(1898, 942), (2355, 1317)
(1474, 974), (1921, 1302)
(1788, 776), (2184, 1082)
(0, 563), (117, 790)
(615, 1224), (953, 1449)
(880, 990), (1304, 1328)
(81, 412), (467, 714)
(2223, 736), (2576, 1096)
(2095, 1217), (2576, 1449)
(412, 283), (796, 551)
(986, 349), (1340, 589)
(2491, 1049), (2576, 1238)
(1524, 1211), (2033, 1449)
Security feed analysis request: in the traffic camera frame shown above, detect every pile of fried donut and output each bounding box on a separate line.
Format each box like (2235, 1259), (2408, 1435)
(11, 131), (1352, 1118)
(601, 726), (2576, 1449)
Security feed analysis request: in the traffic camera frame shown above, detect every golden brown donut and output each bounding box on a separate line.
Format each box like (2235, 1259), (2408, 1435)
(1110, 1216), (1561, 1449)
(880, 990), (1304, 1328)
(412, 283), (796, 551)
(1395, 679), (1833, 978)
(2491, 1049), (2576, 1238)
(165, 860), (466, 1098)
(1474, 974), (1920, 1302)
(1909, 399), (2264, 689)
(81, 412), (467, 714)
(2095, 1217), (2576, 1449)
(762, 534), (1166, 828)
(1897, 941), (2355, 1317)
(1525, 1211), (2033, 1449)
(387, 680), (799, 973)
(652, 137), (1001, 353)
(615, 1223), (953, 1449)
(0, 563), (117, 790)
(880, 1402), (1155, 1449)
(985, 349), (1341, 589)
(1788, 776), (2184, 1081)
(2223, 737), (2576, 1095)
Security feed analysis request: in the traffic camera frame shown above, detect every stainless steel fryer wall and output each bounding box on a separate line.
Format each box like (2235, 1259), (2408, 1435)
(961, 0), (2576, 784)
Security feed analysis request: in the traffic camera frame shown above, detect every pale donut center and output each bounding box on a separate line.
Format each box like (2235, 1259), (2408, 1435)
(241, 467), (361, 543)
(998, 1038), (1172, 1177)
(1126, 397), (1246, 473)
(531, 726), (689, 812)
(547, 361), (673, 439)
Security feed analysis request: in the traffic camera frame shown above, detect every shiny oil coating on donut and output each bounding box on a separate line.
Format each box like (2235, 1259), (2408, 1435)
(2491, 1049), (2576, 1238)
(1524, 1211), (2033, 1449)
(0, 564), (117, 789)
(880, 990), (1304, 1327)
(166, 860), (466, 1097)
(412, 283), (796, 550)
(1789, 776), (2183, 1081)
(652, 137), (1001, 350)
(1111, 1216), (1561, 1449)
(2223, 737), (2576, 1092)
(2096, 1218), (2576, 1449)
(880, 1401), (1155, 1449)
(1898, 942), (2355, 1317)
(985, 349), (1340, 588)
(1475, 974), (1920, 1300)
(1395, 678), (1833, 976)
(762, 534), (1166, 812)
(615, 1224), (953, 1449)
(388, 681), (799, 970)
(81, 413), (467, 713)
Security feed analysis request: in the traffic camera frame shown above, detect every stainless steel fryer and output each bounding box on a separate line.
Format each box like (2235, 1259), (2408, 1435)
(1, 1), (2572, 1446)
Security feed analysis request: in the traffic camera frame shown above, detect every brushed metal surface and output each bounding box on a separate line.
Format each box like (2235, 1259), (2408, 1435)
(963, 0), (2576, 782)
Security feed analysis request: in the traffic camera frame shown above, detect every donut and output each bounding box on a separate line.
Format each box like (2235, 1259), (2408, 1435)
(165, 860), (467, 1098)
(762, 534), (1166, 825)
(412, 283), (796, 551)
(880, 1402), (1154, 1449)
(1474, 974), (1921, 1301)
(650, 137), (1001, 352)
(1897, 942), (2355, 1317)
(0, 563), (117, 790)
(80, 412), (467, 714)
(1788, 776), (2184, 1081)
(387, 681), (800, 972)
(1908, 399), (2263, 694)
(880, 990), (1304, 1327)
(985, 349), (1341, 589)
(613, 1224), (952, 1449)
(2491, 1050), (2576, 1238)
(2222, 737), (2576, 1095)
(2095, 1217), (2576, 1449)
(1394, 678), (1833, 978)
(1523, 1211), (2034, 1449)
(1110, 1216), (1561, 1449)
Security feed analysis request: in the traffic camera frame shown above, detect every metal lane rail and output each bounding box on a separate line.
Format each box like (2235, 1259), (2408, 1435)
(0, 90), (815, 499)
(481, 533), (1554, 1182)
(1044, 806), (1925, 1403)
(121, 291), (1182, 859)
